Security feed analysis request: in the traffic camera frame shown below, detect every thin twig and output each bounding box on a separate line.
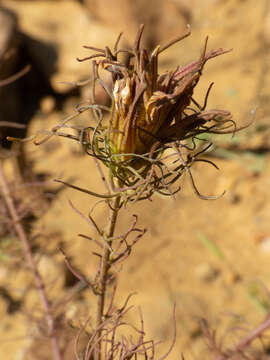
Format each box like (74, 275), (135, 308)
(59, 248), (97, 294)
(68, 200), (102, 235)
(215, 314), (270, 360)
(0, 64), (31, 87)
(158, 303), (177, 360)
(0, 161), (62, 360)
(0, 122), (26, 129)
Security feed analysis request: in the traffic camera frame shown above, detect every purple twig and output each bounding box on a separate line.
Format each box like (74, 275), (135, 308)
(0, 161), (62, 360)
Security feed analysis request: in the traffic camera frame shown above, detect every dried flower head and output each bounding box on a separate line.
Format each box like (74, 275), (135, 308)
(14, 25), (250, 202)
(108, 25), (227, 160)
(74, 24), (249, 201)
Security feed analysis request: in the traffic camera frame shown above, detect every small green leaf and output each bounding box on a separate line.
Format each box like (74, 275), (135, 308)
(196, 232), (225, 262)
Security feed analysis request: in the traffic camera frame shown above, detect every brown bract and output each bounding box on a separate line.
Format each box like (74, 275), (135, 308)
(108, 25), (231, 160)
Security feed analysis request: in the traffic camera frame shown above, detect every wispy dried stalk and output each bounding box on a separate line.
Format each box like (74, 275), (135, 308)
(9, 24), (254, 360)
(0, 58), (62, 359)
(213, 313), (270, 360)
(63, 193), (147, 360)
(0, 161), (62, 360)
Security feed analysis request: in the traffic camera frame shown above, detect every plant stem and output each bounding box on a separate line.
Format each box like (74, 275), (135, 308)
(215, 314), (270, 360)
(95, 195), (121, 360)
(0, 161), (62, 360)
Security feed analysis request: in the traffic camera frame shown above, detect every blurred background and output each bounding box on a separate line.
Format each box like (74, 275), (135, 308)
(1, 0), (270, 359)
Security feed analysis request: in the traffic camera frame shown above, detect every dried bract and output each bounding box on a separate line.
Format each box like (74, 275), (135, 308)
(108, 26), (228, 160)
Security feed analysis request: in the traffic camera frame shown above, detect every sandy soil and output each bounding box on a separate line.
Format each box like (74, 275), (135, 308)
(1, 0), (270, 359)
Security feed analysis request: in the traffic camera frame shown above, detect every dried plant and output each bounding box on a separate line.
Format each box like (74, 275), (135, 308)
(200, 314), (270, 360)
(7, 25), (257, 360)
(0, 61), (63, 359)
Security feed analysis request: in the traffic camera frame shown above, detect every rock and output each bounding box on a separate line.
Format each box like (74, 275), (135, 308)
(258, 236), (270, 253)
(2, 0), (114, 93)
(0, 7), (18, 60)
(194, 262), (219, 281)
(0, 7), (22, 140)
(36, 254), (64, 292)
(40, 95), (56, 115)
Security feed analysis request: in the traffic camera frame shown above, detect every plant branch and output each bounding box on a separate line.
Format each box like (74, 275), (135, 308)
(215, 314), (270, 360)
(95, 195), (121, 360)
(0, 161), (62, 360)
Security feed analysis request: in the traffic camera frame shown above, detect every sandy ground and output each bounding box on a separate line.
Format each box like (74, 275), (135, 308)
(1, 0), (270, 359)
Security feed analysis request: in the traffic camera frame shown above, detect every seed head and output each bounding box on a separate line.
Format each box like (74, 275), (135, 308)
(107, 25), (230, 162)
(75, 25), (249, 200)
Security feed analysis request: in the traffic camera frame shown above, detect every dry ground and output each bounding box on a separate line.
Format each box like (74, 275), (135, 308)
(1, 0), (270, 359)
